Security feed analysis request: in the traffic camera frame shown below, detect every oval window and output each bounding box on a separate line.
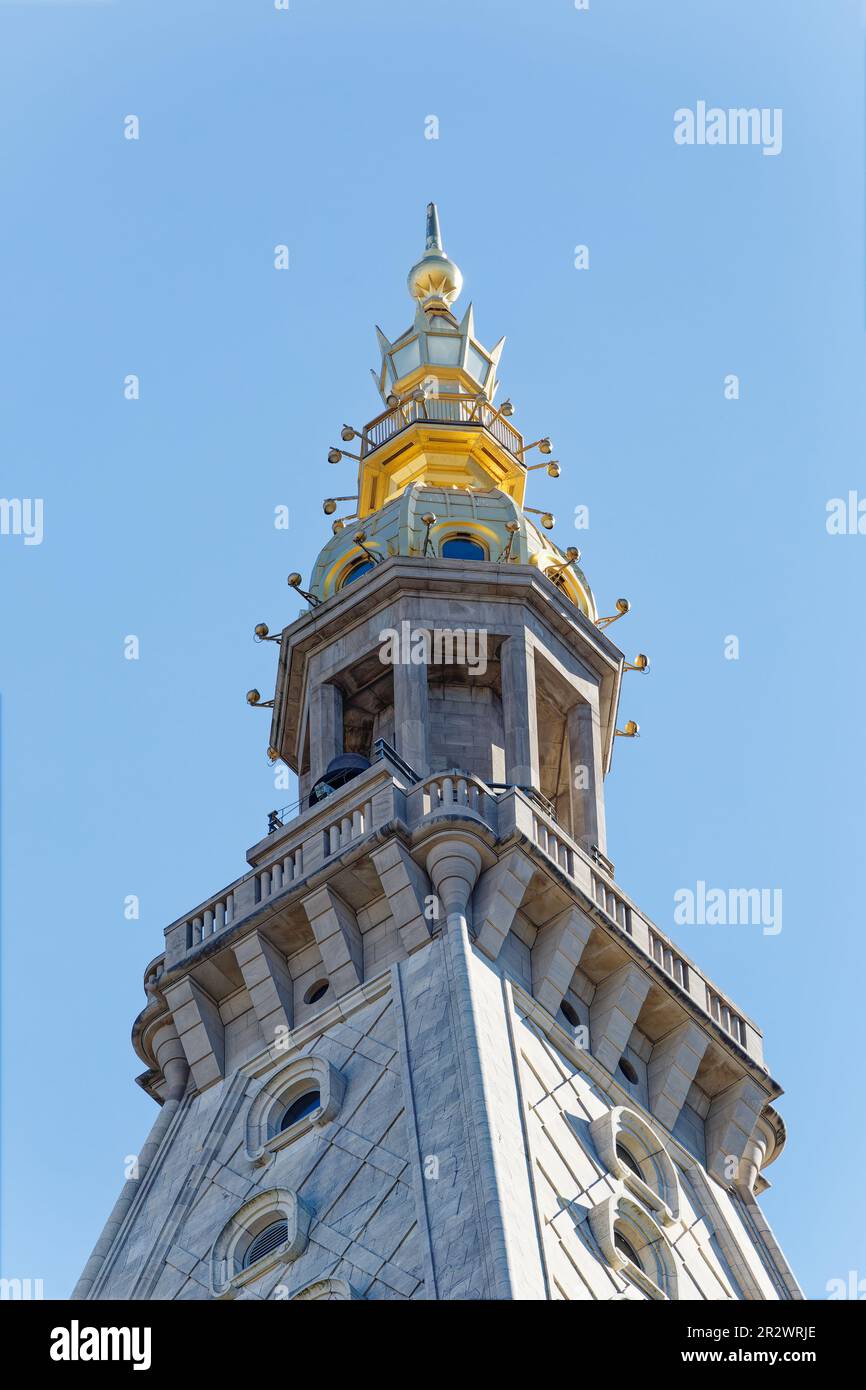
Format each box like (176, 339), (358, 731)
(618, 1056), (639, 1085)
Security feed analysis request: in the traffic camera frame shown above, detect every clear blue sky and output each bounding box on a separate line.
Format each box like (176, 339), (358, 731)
(1, 0), (863, 1300)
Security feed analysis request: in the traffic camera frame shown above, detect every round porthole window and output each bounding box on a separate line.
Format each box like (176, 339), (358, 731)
(618, 1056), (639, 1085)
(304, 980), (329, 1005)
(559, 1000), (580, 1029)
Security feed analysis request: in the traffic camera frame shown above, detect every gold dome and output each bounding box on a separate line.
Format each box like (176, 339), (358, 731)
(407, 202), (463, 310)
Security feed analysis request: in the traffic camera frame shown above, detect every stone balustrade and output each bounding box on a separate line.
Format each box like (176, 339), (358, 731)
(160, 762), (764, 1065)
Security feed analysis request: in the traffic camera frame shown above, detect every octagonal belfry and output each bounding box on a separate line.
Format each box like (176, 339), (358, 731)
(75, 206), (801, 1304)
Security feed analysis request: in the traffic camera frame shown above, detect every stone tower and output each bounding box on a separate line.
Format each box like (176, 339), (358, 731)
(75, 207), (801, 1302)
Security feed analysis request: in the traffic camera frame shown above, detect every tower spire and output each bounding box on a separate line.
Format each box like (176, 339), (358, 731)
(425, 201), (443, 252)
(407, 201), (463, 311)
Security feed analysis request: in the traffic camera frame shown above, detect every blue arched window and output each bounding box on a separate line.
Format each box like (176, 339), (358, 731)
(441, 535), (486, 561)
(279, 1090), (321, 1132)
(340, 559), (375, 588)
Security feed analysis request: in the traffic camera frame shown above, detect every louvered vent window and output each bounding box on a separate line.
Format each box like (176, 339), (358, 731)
(243, 1219), (288, 1269)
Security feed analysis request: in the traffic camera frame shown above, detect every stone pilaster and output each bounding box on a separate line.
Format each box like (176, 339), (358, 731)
(499, 634), (539, 788)
(567, 698), (606, 854)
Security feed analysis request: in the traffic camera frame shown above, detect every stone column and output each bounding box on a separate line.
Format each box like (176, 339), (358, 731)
(393, 656), (429, 776)
(567, 698), (607, 855)
(499, 634), (539, 789)
(310, 682), (343, 782)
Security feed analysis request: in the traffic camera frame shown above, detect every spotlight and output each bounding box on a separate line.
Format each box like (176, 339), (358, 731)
(246, 689), (274, 708)
(596, 598), (631, 630)
(614, 720), (640, 738)
(524, 507), (555, 530)
(340, 424), (375, 450)
(287, 572), (320, 607)
(497, 518), (521, 562)
(420, 512), (437, 557)
(549, 546), (581, 579)
(266, 747), (280, 763)
(354, 530), (382, 565)
(624, 653), (650, 673)
(386, 393), (401, 408)
(323, 494), (358, 516)
(254, 622), (281, 644)
(520, 436), (553, 458)
(525, 457), (561, 475)
(327, 448), (343, 464)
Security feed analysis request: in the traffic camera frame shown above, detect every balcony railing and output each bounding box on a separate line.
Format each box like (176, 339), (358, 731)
(361, 392), (523, 460)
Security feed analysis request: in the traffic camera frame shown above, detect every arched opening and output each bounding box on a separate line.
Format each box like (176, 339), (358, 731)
(440, 534), (486, 561)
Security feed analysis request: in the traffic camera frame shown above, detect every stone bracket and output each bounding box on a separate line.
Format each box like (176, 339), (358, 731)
(531, 905), (593, 1017)
(589, 961), (651, 1075)
(233, 930), (295, 1050)
(647, 1021), (709, 1133)
(706, 1076), (767, 1185)
(471, 848), (535, 961)
(163, 975), (225, 1092)
(301, 884), (363, 997)
(370, 841), (433, 954)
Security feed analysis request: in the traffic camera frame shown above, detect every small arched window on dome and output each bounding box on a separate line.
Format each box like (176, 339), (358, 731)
(440, 534), (487, 561)
(340, 558), (375, 589)
(546, 565), (570, 592)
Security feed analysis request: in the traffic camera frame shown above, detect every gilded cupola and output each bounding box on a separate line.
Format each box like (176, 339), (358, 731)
(313, 203), (592, 612)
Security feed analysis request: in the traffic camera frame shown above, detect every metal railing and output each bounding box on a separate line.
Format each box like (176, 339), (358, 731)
(361, 392), (523, 460)
(266, 738), (419, 835)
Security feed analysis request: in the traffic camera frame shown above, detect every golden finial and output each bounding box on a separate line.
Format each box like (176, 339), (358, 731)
(407, 202), (463, 310)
